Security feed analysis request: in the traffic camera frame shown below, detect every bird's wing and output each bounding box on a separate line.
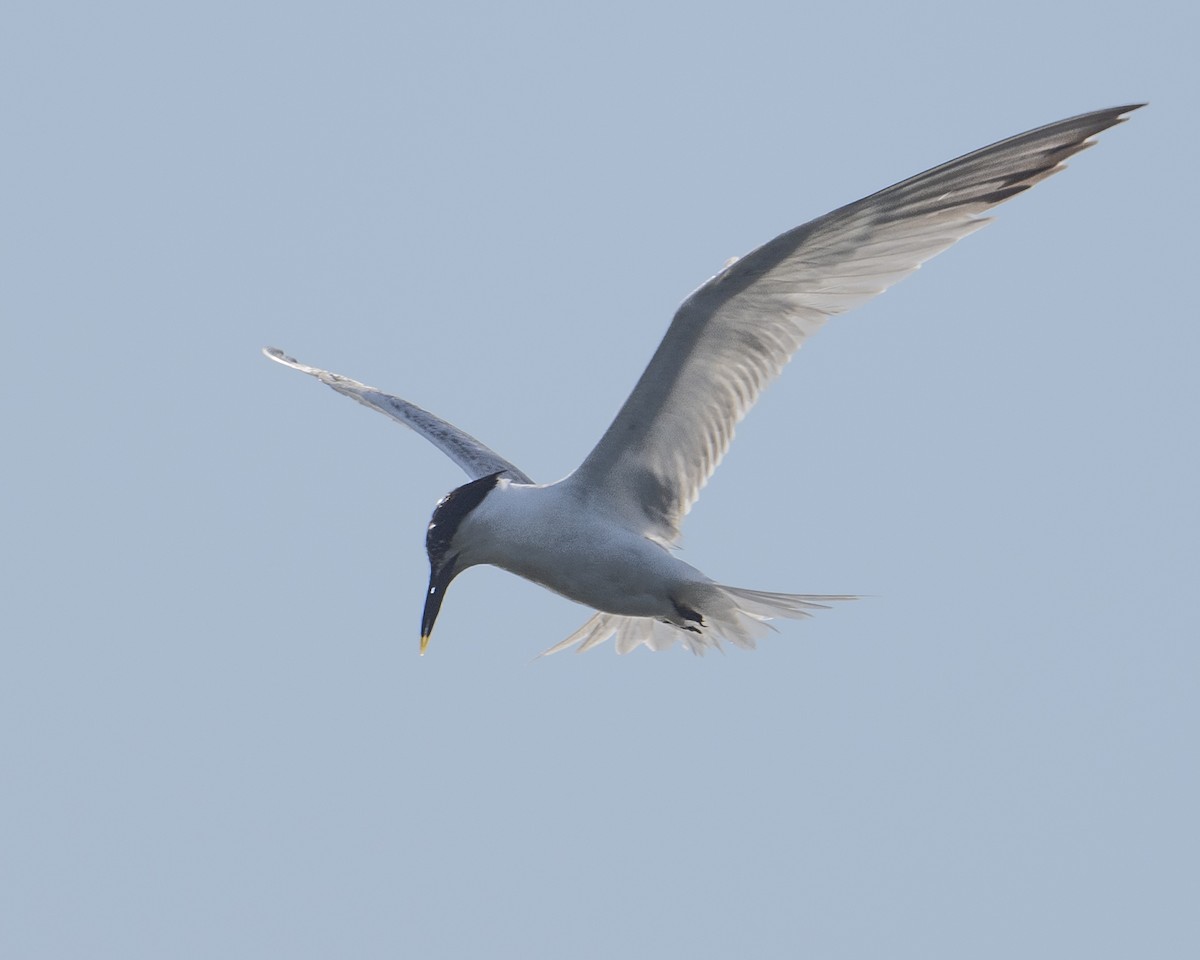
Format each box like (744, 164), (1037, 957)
(563, 104), (1141, 545)
(263, 347), (534, 484)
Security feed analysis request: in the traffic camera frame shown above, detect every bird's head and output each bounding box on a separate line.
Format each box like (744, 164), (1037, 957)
(420, 472), (503, 654)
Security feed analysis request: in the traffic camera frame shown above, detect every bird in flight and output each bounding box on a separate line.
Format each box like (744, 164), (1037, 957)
(266, 104), (1141, 656)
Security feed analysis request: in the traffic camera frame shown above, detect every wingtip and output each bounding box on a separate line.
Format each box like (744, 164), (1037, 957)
(1113, 102), (1147, 120)
(263, 346), (307, 372)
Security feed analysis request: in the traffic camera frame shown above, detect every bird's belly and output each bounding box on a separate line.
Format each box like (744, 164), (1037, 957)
(461, 482), (710, 619)
(488, 532), (695, 619)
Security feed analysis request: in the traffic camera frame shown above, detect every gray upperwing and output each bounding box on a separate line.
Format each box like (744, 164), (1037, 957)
(565, 104), (1142, 544)
(263, 347), (534, 484)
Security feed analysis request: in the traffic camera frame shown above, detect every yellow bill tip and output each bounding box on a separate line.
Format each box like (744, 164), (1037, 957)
(419, 634), (430, 656)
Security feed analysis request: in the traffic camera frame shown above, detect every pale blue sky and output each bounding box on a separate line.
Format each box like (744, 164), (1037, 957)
(3, 2), (1196, 957)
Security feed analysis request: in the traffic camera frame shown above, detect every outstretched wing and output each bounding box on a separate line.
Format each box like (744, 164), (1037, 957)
(263, 347), (534, 484)
(564, 105), (1142, 545)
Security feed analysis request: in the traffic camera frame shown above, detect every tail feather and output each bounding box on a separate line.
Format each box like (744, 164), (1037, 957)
(538, 587), (857, 657)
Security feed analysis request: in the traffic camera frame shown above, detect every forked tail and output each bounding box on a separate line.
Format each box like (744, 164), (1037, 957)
(539, 586), (857, 657)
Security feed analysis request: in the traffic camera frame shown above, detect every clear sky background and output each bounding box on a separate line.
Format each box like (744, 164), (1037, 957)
(3, 2), (1196, 957)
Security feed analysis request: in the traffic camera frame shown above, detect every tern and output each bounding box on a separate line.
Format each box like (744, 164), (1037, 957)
(266, 104), (1140, 656)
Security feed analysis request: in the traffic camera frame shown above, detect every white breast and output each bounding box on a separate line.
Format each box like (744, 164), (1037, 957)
(455, 480), (708, 619)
